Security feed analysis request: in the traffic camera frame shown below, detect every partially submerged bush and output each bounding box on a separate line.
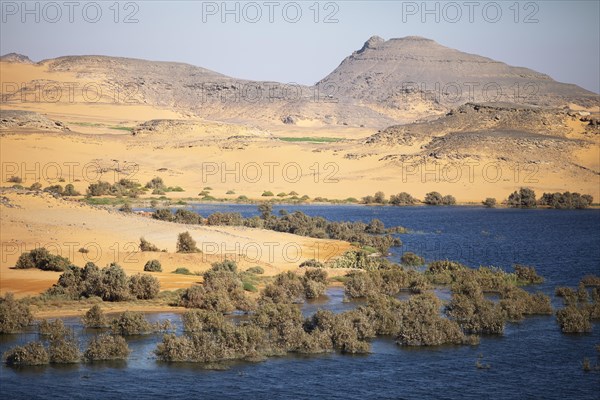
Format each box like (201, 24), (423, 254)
(397, 293), (467, 346)
(48, 337), (81, 364)
(38, 319), (70, 340)
(401, 252), (425, 266)
(144, 259), (162, 272)
(557, 306), (592, 333)
(179, 261), (253, 313)
(85, 334), (130, 361)
(111, 311), (152, 335)
(514, 264), (544, 284)
(4, 342), (49, 366)
(82, 305), (109, 328)
(0, 293), (33, 333)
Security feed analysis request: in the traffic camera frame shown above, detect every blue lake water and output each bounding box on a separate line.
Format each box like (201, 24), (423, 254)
(1, 205), (599, 399)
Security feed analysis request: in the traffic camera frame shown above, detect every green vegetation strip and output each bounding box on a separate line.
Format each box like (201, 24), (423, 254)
(277, 137), (341, 143)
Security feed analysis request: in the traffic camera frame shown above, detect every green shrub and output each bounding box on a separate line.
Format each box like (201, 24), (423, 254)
(144, 259), (162, 272)
(87, 181), (112, 196)
(85, 334), (130, 361)
(152, 208), (175, 222)
(299, 259), (324, 268)
(397, 293), (467, 346)
(482, 198), (497, 208)
(139, 237), (160, 252)
(389, 192), (417, 206)
(210, 260), (238, 273)
(507, 188), (537, 208)
(243, 282), (258, 292)
(262, 191), (274, 197)
(146, 177), (166, 190)
(401, 252), (425, 266)
(97, 263), (130, 301)
(176, 231), (200, 253)
(38, 319), (70, 340)
(82, 305), (109, 328)
(4, 342), (49, 366)
(540, 192), (594, 209)
(424, 191), (443, 205)
(14, 247), (71, 271)
(427, 260), (467, 274)
(246, 266), (265, 274)
(173, 267), (193, 275)
(174, 209), (201, 224)
(111, 311), (152, 335)
(514, 264), (544, 284)
(49, 337), (81, 364)
(0, 293), (33, 333)
(557, 306), (592, 333)
(44, 185), (64, 195)
(128, 273), (160, 300)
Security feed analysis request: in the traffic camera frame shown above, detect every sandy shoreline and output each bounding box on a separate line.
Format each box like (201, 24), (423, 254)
(0, 191), (351, 300)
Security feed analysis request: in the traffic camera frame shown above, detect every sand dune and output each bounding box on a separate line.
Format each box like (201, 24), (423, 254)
(0, 191), (350, 298)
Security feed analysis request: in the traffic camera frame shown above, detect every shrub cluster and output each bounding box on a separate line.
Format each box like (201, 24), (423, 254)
(152, 205), (405, 255)
(260, 269), (328, 304)
(344, 267), (429, 298)
(400, 252), (425, 266)
(482, 198), (497, 208)
(539, 192), (593, 209)
(139, 237), (160, 252)
(46, 262), (160, 301)
(84, 333), (130, 361)
(87, 179), (144, 198)
(507, 188), (537, 208)
(144, 259), (162, 272)
(14, 247), (71, 271)
(179, 261), (253, 313)
(555, 279), (600, 333)
(82, 304), (109, 328)
(0, 293), (33, 333)
(424, 192), (456, 205)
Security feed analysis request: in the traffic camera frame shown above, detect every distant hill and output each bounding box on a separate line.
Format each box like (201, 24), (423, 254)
(316, 36), (597, 109)
(2, 38), (597, 127)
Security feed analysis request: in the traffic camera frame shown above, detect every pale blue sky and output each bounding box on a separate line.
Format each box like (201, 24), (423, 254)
(1, 1), (599, 92)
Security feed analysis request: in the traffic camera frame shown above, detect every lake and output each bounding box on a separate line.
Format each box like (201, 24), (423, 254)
(2, 205), (599, 399)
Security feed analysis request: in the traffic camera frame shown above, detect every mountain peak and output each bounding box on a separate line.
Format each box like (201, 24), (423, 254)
(0, 53), (33, 64)
(357, 35), (385, 54)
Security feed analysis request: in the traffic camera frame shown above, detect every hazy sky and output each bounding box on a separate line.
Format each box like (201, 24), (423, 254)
(1, 1), (599, 92)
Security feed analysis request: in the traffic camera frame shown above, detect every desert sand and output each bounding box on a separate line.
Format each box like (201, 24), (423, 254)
(0, 191), (350, 299)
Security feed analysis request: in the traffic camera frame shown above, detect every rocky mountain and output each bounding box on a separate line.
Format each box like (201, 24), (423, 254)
(0, 53), (33, 63)
(2, 37), (597, 127)
(317, 36), (597, 109)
